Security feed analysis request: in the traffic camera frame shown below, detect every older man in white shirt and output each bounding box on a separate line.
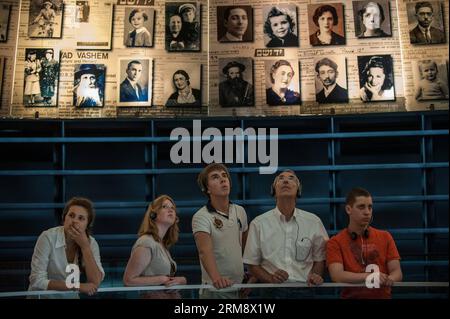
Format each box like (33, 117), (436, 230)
(243, 169), (328, 297)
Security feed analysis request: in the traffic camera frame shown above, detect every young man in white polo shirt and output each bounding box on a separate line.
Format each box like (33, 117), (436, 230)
(243, 169), (328, 297)
(192, 163), (249, 298)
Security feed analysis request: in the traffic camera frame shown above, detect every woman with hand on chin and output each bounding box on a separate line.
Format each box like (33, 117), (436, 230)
(123, 195), (187, 288)
(29, 197), (104, 296)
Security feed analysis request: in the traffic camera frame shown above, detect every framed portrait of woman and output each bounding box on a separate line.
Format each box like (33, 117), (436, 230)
(357, 55), (395, 102)
(308, 3), (346, 46)
(353, 0), (392, 38)
(164, 63), (202, 107)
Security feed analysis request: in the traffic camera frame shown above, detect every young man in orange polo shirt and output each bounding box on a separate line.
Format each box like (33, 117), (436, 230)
(327, 187), (403, 298)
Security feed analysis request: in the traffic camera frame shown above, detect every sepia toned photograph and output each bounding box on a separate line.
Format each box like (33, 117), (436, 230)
(23, 48), (60, 107)
(75, 1), (90, 23)
(353, 0), (392, 38)
(314, 56), (348, 104)
(0, 4), (11, 42)
(407, 1), (446, 45)
(73, 64), (105, 107)
(117, 58), (152, 107)
(28, 0), (64, 38)
(263, 5), (298, 47)
(357, 55), (395, 102)
(264, 59), (300, 106)
(76, 2), (113, 50)
(165, 63), (201, 107)
(165, 2), (201, 51)
(217, 5), (253, 43)
(218, 58), (254, 107)
(413, 59), (448, 101)
(308, 3), (346, 46)
(124, 7), (155, 47)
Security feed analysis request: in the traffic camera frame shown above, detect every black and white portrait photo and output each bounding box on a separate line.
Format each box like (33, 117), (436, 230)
(314, 56), (348, 104)
(265, 59), (300, 106)
(165, 64), (201, 107)
(73, 64), (105, 107)
(75, 1), (90, 23)
(23, 48), (60, 107)
(165, 2), (200, 51)
(218, 58), (254, 107)
(413, 59), (448, 101)
(263, 5), (298, 47)
(124, 7), (155, 47)
(117, 58), (152, 107)
(217, 6), (253, 43)
(358, 55), (395, 102)
(407, 1), (445, 45)
(28, 0), (64, 38)
(308, 3), (346, 46)
(353, 0), (392, 38)
(75, 2), (113, 50)
(0, 4), (11, 42)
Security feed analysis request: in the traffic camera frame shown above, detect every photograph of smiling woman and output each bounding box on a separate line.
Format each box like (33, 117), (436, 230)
(263, 5), (298, 47)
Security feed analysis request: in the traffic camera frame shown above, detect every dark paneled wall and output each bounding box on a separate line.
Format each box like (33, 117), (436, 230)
(0, 111), (448, 291)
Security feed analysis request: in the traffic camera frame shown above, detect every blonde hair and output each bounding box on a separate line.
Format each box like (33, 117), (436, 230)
(138, 195), (179, 248)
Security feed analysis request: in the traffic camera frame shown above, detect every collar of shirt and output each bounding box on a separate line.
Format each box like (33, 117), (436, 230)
(135, 27), (146, 34)
(127, 78), (138, 88)
(55, 226), (66, 248)
(273, 206), (300, 223)
(323, 83), (337, 98)
(418, 24), (431, 35)
(206, 200), (233, 219)
(225, 32), (243, 41)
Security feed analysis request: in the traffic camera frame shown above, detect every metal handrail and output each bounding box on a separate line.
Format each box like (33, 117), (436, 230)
(0, 282), (448, 298)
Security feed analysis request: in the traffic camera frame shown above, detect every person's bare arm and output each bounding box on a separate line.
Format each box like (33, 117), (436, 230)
(328, 262), (370, 284)
(123, 247), (171, 286)
(248, 264), (288, 283)
(311, 260), (325, 277)
(242, 230), (248, 255)
(68, 225), (103, 287)
(194, 231), (233, 289)
(307, 260), (326, 286)
(387, 259), (402, 283)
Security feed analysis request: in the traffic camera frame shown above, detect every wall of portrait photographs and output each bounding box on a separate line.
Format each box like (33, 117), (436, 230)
(0, 0), (448, 119)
